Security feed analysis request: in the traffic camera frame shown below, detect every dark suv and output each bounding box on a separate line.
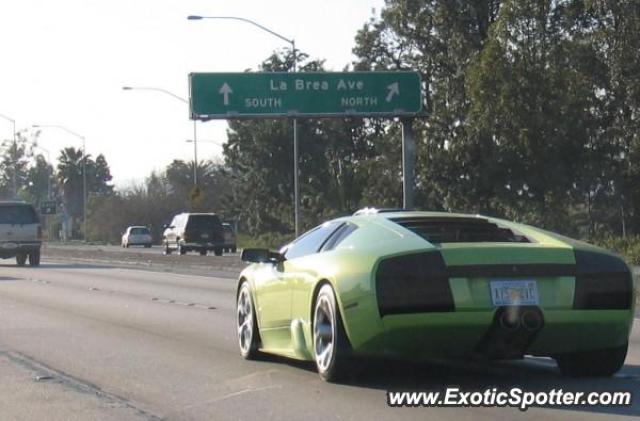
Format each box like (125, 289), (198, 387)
(162, 213), (225, 256)
(0, 201), (42, 266)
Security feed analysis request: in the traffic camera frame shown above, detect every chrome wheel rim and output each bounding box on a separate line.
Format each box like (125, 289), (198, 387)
(237, 286), (253, 355)
(314, 293), (335, 373)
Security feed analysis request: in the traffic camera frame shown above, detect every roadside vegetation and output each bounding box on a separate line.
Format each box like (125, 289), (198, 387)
(1, 1), (639, 265)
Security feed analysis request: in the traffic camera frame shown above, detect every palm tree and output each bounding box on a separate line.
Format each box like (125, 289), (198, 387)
(57, 147), (86, 219)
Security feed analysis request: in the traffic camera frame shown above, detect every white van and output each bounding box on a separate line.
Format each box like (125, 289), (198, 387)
(0, 201), (42, 266)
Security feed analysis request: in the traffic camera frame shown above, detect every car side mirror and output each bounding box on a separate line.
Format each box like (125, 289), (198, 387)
(241, 248), (285, 264)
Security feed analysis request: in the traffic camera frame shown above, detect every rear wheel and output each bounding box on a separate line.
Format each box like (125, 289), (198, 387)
(313, 284), (350, 382)
(28, 250), (40, 266)
(199, 249), (207, 256)
(163, 241), (172, 255)
(178, 244), (187, 255)
(16, 253), (27, 266)
(237, 282), (260, 359)
(555, 343), (627, 377)
(231, 246), (237, 253)
(214, 248), (223, 256)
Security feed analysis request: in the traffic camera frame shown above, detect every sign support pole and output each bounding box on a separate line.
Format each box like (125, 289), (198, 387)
(293, 119), (299, 236)
(402, 118), (415, 210)
(292, 41), (300, 237)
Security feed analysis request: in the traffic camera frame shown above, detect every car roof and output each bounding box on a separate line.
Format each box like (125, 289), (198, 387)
(351, 209), (485, 220)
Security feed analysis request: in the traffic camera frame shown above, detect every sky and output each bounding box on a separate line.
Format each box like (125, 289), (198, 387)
(0, 0), (385, 188)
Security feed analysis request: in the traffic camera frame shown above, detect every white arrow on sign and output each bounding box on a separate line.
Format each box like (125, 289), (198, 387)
(219, 82), (233, 106)
(386, 82), (399, 102)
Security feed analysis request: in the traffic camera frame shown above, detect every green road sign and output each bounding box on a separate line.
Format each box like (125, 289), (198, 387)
(40, 201), (56, 215)
(189, 72), (422, 119)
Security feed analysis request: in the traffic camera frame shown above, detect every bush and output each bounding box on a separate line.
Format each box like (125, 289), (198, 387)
(237, 232), (294, 250)
(591, 235), (640, 266)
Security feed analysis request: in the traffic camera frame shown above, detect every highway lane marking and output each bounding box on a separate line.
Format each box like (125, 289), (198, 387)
(179, 384), (283, 411)
(16, 275), (219, 311)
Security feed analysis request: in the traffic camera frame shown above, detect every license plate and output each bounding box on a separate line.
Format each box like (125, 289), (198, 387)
(201, 233), (209, 239)
(490, 280), (539, 306)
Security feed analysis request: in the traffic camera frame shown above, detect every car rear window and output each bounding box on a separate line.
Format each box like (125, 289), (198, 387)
(390, 217), (529, 244)
(0, 205), (38, 224)
(130, 227), (150, 235)
(187, 215), (221, 230)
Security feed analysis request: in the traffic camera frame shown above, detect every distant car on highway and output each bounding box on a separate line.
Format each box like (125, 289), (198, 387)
(121, 226), (152, 248)
(221, 223), (237, 253)
(237, 208), (634, 382)
(162, 213), (225, 256)
(0, 201), (42, 266)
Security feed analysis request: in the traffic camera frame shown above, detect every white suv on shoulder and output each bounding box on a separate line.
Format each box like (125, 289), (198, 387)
(0, 201), (42, 266)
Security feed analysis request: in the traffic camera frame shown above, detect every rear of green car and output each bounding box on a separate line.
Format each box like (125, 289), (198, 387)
(339, 213), (634, 376)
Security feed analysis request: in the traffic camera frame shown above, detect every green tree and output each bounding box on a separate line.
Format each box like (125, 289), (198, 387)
(0, 132), (30, 199)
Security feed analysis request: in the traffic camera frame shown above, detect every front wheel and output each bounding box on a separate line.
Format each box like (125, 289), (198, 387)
(313, 284), (350, 382)
(555, 343), (628, 377)
(237, 282), (260, 359)
(178, 244), (187, 255)
(214, 248), (223, 256)
(199, 249), (207, 256)
(163, 241), (172, 255)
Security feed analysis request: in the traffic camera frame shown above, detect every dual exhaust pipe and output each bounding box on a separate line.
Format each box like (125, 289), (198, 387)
(498, 308), (544, 332)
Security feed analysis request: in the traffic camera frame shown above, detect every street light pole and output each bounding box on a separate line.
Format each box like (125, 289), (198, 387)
(187, 15), (301, 236)
(34, 124), (87, 241)
(122, 86), (198, 186)
(0, 113), (18, 197)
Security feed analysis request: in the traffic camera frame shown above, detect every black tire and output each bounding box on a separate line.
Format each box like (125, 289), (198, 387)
(199, 249), (207, 256)
(178, 244), (187, 255)
(231, 246), (237, 253)
(214, 248), (223, 256)
(237, 282), (261, 359)
(555, 343), (628, 377)
(16, 253), (27, 266)
(28, 250), (41, 266)
(145, 244), (152, 248)
(313, 284), (350, 382)
(163, 241), (172, 255)
(125, 243), (129, 248)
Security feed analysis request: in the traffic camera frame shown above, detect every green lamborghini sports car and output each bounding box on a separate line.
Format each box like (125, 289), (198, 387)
(236, 209), (634, 381)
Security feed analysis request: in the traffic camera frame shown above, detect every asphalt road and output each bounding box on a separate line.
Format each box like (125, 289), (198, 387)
(1, 258), (640, 420)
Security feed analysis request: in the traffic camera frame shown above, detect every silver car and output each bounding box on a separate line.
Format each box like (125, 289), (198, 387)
(121, 226), (153, 248)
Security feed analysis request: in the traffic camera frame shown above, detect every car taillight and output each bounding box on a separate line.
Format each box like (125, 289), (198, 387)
(375, 251), (454, 316)
(573, 250), (633, 310)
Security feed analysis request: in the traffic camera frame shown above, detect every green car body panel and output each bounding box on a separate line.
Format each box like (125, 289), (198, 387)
(238, 211), (635, 362)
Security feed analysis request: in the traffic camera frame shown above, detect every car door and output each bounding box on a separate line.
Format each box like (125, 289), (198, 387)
(255, 222), (342, 333)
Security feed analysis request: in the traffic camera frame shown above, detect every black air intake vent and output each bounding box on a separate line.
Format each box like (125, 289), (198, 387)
(376, 251), (454, 316)
(390, 217), (529, 244)
(574, 250), (632, 310)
